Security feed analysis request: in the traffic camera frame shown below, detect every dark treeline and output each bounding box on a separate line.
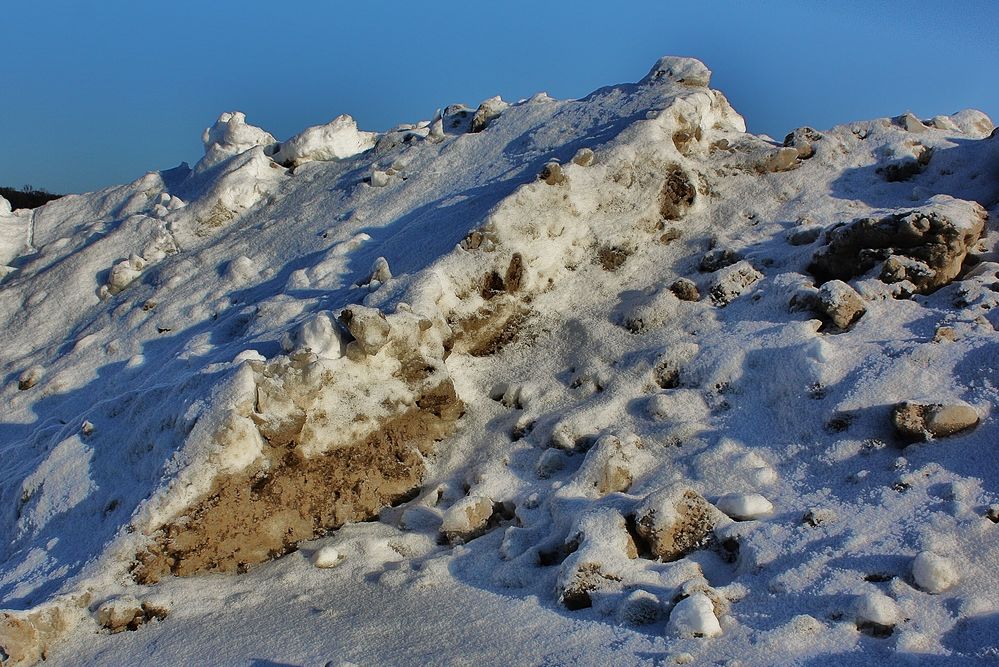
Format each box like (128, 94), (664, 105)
(1, 185), (63, 210)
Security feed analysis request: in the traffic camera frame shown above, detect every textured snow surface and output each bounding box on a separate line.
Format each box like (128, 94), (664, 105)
(2, 55), (999, 666)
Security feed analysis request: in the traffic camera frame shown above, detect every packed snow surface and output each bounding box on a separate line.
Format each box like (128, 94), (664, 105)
(2, 56), (999, 666)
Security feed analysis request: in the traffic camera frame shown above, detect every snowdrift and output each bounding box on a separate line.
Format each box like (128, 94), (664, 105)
(2, 56), (999, 666)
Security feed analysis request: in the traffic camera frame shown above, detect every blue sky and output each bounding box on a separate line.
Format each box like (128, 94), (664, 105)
(2, 1), (996, 194)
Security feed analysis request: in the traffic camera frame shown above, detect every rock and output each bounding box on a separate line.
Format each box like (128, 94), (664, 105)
(97, 597), (167, 633)
(911, 551), (960, 593)
(699, 248), (740, 273)
(633, 486), (723, 561)
(370, 169), (391, 187)
(808, 197), (987, 294)
(816, 280), (866, 329)
(891, 401), (979, 442)
(659, 166), (696, 220)
(899, 112), (929, 133)
(760, 147), (800, 173)
(802, 507), (837, 527)
(572, 434), (638, 496)
(108, 254), (146, 294)
(786, 225), (822, 246)
(668, 592), (722, 638)
(440, 495), (494, 544)
(539, 161), (566, 186)
(17, 365), (43, 391)
(469, 96), (509, 133)
(709, 261), (763, 306)
(272, 114), (376, 167)
(572, 148), (595, 166)
(716, 493), (773, 521)
(854, 592), (899, 637)
(338, 305), (391, 355)
(669, 278), (700, 302)
(536, 448), (569, 479)
(783, 127), (822, 159)
(366, 256), (392, 285)
(644, 56), (712, 87)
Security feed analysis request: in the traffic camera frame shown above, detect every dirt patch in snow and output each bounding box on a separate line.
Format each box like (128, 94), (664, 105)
(131, 379), (462, 583)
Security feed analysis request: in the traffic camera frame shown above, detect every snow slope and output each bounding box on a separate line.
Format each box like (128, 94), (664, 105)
(2, 57), (999, 666)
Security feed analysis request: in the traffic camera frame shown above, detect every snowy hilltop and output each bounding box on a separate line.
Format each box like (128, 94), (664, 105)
(1, 56), (998, 666)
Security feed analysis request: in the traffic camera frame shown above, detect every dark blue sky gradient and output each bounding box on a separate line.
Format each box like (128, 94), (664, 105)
(2, 1), (996, 193)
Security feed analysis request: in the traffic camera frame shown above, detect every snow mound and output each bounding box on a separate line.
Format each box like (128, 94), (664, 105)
(3, 54), (999, 666)
(272, 114), (376, 167)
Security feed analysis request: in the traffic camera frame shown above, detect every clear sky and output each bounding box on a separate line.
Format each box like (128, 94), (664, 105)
(2, 0), (996, 194)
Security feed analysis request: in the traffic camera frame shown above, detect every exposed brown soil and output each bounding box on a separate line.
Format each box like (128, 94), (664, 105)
(131, 380), (462, 583)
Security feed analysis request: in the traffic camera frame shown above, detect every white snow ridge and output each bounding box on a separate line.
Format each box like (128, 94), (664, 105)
(2, 55), (999, 666)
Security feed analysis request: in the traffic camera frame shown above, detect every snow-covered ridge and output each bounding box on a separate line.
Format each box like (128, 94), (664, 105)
(2, 56), (999, 666)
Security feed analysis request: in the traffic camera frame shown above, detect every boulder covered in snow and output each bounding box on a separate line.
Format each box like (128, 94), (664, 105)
(709, 260), (763, 305)
(633, 486), (724, 561)
(716, 493), (773, 521)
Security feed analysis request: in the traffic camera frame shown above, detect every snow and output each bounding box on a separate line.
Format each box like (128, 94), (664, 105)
(911, 551), (960, 594)
(667, 593), (722, 638)
(2, 54), (999, 666)
(715, 493), (774, 521)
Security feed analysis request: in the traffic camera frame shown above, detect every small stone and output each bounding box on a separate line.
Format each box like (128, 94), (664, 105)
(699, 248), (740, 273)
(18, 366), (43, 391)
(634, 486), (723, 561)
(761, 147), (800, 173)
(787, 226), (822, 246)
(572, 148), (595, 166)
(670, 278), (700, 301)
(311, 546), (345, 569)
(81, 421), (95, 436)
(891, 401), (979, 442)
(709, 261), (763, 306)
(539, 162), (565, 186)
(817, 280), (866, 329)
(618, 590), (661, 625)
(338, 306), (391, 355)
(440, 495), (494, 544)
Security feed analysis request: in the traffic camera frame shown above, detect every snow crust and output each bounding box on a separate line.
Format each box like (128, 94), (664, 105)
(2, 55), (999, 667)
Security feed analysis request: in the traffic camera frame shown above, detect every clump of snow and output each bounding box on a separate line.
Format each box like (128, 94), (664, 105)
(310, 546), (345, 569)
(911, 551), (960, 593)
(854, 592), (899, 635)
(272, 114), (376, 167)
(668, 592), (722, 638)
(716, 493), (774, 521)
(198, 111), (277, 172)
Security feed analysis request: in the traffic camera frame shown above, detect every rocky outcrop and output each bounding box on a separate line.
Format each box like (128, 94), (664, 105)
(809, 197), (987, 294)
